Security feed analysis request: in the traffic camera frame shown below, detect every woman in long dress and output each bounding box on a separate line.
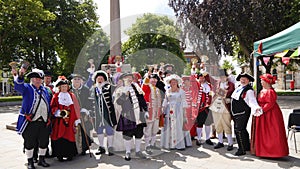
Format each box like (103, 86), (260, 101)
(251, 73), (289, 158)
(51, 77), (81, 161)
(161, 74), (188, 150)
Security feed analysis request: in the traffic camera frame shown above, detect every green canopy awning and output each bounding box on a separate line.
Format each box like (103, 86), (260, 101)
(253, 22), (300, 57)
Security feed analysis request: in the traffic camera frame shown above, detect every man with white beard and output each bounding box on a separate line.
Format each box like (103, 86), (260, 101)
(91, 70), (117, 156)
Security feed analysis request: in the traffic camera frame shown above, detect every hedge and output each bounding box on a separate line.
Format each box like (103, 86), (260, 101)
(0, 96), (22, 102)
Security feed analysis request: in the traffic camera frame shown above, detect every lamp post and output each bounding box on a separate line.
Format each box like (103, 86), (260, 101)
(2, 68), (9, 96)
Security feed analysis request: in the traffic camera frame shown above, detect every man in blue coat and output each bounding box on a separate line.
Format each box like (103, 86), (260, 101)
(13, 68), (52, 169)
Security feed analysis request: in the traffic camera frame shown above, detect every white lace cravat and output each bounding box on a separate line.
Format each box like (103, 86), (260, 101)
(58, 92), (73, 106)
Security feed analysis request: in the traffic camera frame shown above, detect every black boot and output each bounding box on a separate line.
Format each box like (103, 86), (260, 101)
(38, 156), (50, 167)
(235, 130), (246, 156)
(241, 129), (250, 151)
(27, 158), (36, 169)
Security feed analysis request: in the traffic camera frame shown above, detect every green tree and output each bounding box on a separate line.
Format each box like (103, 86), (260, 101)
(221, 60), (234, 71)
(0, 0), (56, 69)
(0, 0), (103, 77)
(169, 0), (300, 73)
(122, 13), (186, 74)
(43, 0), (100, 76)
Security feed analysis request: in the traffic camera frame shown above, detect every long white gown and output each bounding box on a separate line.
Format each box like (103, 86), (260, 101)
(161, 89), (188, 149)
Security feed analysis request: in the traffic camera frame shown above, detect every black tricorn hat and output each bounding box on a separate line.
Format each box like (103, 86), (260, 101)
(69, 73), (86, 81)
(149, 73), (160, 81)
(44, 70), (52, 77)
(218, 69), (228, 77)
(236, 72), (254, 82)
(119, 73), (134, 80)
(26, 69), (44, 79)
(163, 70), (173, 76)
(56, 79), (70, 87)
(92, 70), (108, 81)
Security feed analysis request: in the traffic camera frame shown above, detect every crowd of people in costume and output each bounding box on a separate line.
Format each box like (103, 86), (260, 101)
(11, 61), (289, 169)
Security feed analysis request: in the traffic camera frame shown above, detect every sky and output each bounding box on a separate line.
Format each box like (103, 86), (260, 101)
(94, 0), (175, 27)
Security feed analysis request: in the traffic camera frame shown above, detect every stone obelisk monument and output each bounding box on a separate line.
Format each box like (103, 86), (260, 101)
(110, 0), (121, 57)
(110, 0), (127, 152)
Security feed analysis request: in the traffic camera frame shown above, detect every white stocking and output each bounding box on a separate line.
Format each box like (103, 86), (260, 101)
(38, 148), (47, 156)
(227, 134), (233, 145)
(218, 133), (223, 143)
(150, 135), (156, 146)
(26, 149), (34, 159)
(124, 139), (132, 154)
(205, 125), (211, 140)
(97, 134), (104, 147)
(135, 139), (141, 152)
(196, 127), (202, 141)
(107, 135), (113, 148)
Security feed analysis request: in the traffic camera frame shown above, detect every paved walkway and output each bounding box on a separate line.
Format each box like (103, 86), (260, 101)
(0, 98), (300, 169)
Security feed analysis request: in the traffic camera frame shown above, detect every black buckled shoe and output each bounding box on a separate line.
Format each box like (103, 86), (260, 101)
(135, 151), (146, 159)
(37, 156), (50, 167)
(145, 146), (153, 155)
(196, 140), (202, 146)
(108, 147), (114, 156)
(27, 158), (36, 169)
(57, 156), (64, 162)
(66, 157), (73, 161)
(205, 139), (214, 145)
(125, 152), (131, 161)
(95, 146), (106, 155)
(234, 149), (246, 156)
(214, 142), (224, 149)
(227, 144), (233, 151)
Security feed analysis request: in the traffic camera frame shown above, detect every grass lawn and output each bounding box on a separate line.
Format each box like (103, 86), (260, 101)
(0, 96), (22, 102)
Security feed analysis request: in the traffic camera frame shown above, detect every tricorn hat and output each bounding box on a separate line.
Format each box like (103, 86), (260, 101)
(218, 69), (228, 77)
(92, 70), (108, 82)
(26, 68), (44, 79)
(149, 73), (160, 81)
(69, 73), (86, 81)
(55, 76), (70, 87)
(119, 73), (134, 80)
(236, 72), (254, 82)
(44, 70), (52, 77)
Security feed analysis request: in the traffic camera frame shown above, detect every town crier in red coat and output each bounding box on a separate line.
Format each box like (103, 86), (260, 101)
(51, 76), (81, 162)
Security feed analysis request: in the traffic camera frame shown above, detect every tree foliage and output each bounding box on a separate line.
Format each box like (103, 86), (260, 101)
(0, 0), (106, 77)
(0, 0), (56, 69)
(122, 13), (186, 74)
(169, 0), (300, 73)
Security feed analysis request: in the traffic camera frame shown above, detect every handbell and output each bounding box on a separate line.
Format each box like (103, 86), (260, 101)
(9, 61), (18, 76)
(9, 61), (18, 69)
(21, 60), (30, 70)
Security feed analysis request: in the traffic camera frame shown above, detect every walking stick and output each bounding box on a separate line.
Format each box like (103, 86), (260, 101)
(80, 116), (92, 157)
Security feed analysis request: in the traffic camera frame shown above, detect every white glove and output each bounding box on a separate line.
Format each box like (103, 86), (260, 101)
(81, 108), (89, 116)
(54, 110), (61, 117)
(144, 111), (149, 119)
(253, 109), (263, 117)
(87, 65), (95, 73)
(75, 119), (81, 126)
